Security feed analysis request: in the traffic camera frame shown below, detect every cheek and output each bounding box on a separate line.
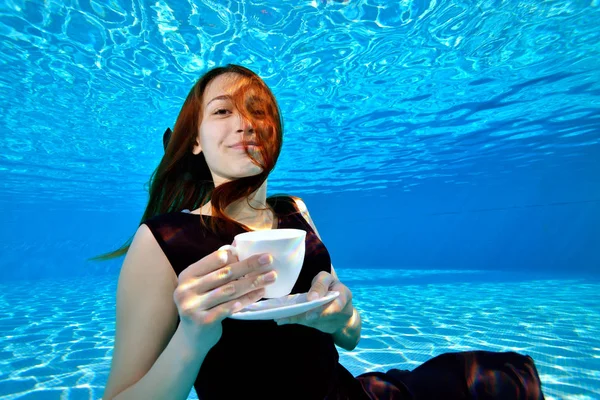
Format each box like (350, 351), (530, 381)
(198, 129), (226, 167)
(200, 120), (227, 143)
(198, 125), (217, 151)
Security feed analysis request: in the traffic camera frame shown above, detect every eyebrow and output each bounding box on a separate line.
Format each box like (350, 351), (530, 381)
(206, 95), (231, 107)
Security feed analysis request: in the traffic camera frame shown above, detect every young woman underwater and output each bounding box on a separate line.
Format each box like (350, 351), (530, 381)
(100, 64), (545, 400)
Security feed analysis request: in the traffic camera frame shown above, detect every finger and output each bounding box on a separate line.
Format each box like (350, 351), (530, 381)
(206, 287), (266, 322)
(218, 244), (238, 258)
(304, 305), (326, 322)
(321, 295), (351, 318)
(227, 252), (273, 283)
(276, 304), (330, 327)
(283, 290), (350, 326)
(242, 270), (263, 280)
(279, 285), (350, 325)
(276, 305), (351, 334)
(199, 268), (276, 310)
(331, 280), (352, 304)
(179, 250), (272, 295)
(276, 313), (312, 327)
(180, 247), (239, 281)
(308, 271), (334, 301)
(321, 285), (351, 316)
(201, 252), (271, 292)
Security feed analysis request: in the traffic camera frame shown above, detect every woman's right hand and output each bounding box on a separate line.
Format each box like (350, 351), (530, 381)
(173, 248), (276, 348)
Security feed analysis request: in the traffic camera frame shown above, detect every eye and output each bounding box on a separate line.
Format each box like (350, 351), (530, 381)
(214, 108), (231, 115)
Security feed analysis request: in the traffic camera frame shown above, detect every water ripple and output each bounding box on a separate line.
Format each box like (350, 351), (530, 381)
(0, 271), (598, 398)
(0, 0), (598, 207)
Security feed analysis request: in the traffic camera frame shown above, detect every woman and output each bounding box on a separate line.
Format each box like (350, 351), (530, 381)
(100, 64), (545, 400)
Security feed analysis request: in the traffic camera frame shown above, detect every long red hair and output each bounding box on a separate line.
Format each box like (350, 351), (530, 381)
(93, 64), (294, 260)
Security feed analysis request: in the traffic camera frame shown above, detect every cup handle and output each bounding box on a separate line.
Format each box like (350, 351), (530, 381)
(218, 244), (239, 258)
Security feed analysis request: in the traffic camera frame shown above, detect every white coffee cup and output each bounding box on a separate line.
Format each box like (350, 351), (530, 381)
(219, 228), (306, 298)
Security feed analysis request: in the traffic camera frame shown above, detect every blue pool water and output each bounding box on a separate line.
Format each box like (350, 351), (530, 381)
(1, 0), (599, 399)
(1, 271), (599, 399)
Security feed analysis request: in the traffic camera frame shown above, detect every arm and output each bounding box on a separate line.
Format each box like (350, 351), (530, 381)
(293, 198), (362, 351)
(103, 225), (211, 400)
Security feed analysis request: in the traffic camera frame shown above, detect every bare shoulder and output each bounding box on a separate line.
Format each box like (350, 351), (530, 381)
(290, 197), (320, 234)
(291, 196), (308, 214)
(122, 224), (179, 290)
(102, 224), (179, 399)
(289, 197), (338, 277)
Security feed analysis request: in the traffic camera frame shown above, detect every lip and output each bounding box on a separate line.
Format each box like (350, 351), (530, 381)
(229, 142), (258, 148)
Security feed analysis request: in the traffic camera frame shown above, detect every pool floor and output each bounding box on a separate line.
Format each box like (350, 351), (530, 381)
(0, 269), (598, 399)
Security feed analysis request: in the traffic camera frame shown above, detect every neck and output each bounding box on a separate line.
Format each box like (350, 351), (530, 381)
(225, 182), (269, 221)
(199, 180), (273, 228)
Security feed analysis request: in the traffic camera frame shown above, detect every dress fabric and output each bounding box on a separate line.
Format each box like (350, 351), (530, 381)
(143, 195), (545, 400)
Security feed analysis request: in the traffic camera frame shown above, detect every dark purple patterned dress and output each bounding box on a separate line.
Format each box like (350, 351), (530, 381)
(143, 195), (545, 400)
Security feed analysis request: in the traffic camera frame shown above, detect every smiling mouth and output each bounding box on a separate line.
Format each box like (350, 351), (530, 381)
(230, 143), (259, 149)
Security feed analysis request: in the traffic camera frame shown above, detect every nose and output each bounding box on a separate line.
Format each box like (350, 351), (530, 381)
(237, 114), (254, 133)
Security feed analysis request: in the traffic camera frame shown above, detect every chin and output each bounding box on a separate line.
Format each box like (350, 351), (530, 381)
(231, 166), (264, 179)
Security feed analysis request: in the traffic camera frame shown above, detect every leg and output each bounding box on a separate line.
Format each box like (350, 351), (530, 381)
(387, 351), (545, 400)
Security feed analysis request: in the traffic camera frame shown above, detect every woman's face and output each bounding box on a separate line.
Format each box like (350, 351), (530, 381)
(193, 73), (264, 185)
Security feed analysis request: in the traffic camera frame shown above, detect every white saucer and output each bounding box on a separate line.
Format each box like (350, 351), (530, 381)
(229, 291), (340, 321)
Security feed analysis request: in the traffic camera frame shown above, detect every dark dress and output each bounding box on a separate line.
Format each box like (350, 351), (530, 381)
(143, 195), (545, 400)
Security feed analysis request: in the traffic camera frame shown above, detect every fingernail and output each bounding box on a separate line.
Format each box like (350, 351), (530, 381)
(308, 291), (319, 301)
(263, 271), (277, 283)
(232, 301), (243, 313)
(259, 254), (273, 265)
(218, 250), (229, 264)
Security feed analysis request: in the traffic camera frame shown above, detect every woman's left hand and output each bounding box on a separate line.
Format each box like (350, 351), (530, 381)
(275, 271), (354, 334)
